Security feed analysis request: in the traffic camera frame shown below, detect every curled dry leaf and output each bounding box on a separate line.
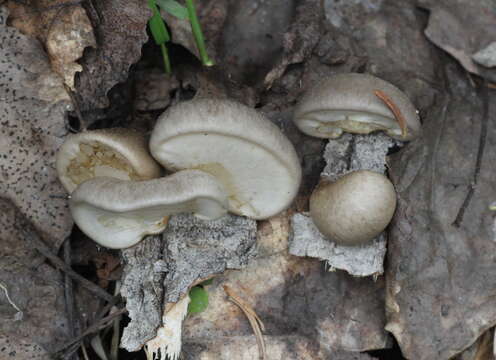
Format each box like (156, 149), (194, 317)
(420, 0), (496, 82)
(5, 0), (96, 89)
(75, 0), (151, 110)
(0, 5), (72, 249)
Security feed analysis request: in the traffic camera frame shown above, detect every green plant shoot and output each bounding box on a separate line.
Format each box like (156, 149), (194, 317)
(148, 0), (171, 74)
(185, 0), (214, 66)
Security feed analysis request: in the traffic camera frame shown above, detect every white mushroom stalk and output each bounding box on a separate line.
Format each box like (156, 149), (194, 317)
(293, 73), (421, 141)
(57, 128), (162, 193)
(69, 170), (228, 249)
(310, 170), (397, 246)
(150, 98), (302, 220)
(145, 295), (191, 360)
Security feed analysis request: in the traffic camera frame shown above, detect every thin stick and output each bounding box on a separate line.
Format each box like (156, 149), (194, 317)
(224, 285), (265, 360)
(64, 84), (86, 132)
(54, 307), (128, 354)
(374, 89), (408, 139)
(0, 282), (22, 317)
(23, 228), (113, 302)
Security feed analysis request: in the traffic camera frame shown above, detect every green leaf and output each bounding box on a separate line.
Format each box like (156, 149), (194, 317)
(201, 278), (214, 286)
(188, 286), (209, 314)
(148, 0), (170, 45)
(156, 0), (189, 19)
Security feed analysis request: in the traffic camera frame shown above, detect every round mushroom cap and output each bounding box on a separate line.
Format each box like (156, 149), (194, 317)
(309, 170), (397, 246)
(294, 73), (421, 140)
(150, 98), (302, 220)
(56, 128), (162, 192)
(70, 170), (228, 249)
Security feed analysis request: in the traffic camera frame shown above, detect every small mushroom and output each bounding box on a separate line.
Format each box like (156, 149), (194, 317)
(293, 73), (421, 140)
(69, 170), (228, 249)
(150, 98), (302, 220)
(56, 128), (161, 192)
(309, 170), (397, 246)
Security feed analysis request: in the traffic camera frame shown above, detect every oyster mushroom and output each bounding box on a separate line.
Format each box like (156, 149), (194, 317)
(150, 98), (302, 220)
(309, 170), (397, 246)
(294, 73), (421, 140)
(57, 128), (161, 192)
(69, 170), (228, 249)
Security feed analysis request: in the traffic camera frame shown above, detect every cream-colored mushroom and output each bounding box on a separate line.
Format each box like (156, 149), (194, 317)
(309, 170), (397, 246)
(150, 98), (302, 220)
(69, 170), (228, 249)
(294, 73), (421, 140)
(56, 128), (161, 192)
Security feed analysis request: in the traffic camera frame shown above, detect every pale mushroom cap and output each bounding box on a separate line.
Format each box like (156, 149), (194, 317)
(309, 170), (397, 246)
(150, 98), (302, 220)
(56, 128), (162, 192)
(294, 73), (421, 140)
(70, 170), (228, 249)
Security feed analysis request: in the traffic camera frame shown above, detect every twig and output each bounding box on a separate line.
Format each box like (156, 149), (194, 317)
(374, 89), (408, 139)
(453, 82), (490, 227)
(0, 282), (23, 320)
(64, 84), (86, 132)
(54, 307), (128, 355)
(223, 285), (265, 360)
(63, 238), (80, 360)
(81, 342), (90, 360)
(23, 228), (113, 302)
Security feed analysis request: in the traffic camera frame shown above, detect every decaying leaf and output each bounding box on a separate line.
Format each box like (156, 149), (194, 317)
(5, 0), (95, 89)
(75, 0), (151, 110)
(420, 0), (496, 82)
(264, 0), (323, 88)
(0, 5), (72, 249)
(46, 5), (96, 89)
(0, 333), (51, 360)
(386, 66), (496, 360)
(0, 199), (69, 350)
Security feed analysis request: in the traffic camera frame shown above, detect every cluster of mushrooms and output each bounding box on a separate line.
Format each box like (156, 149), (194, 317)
(56, 73), (420, 249)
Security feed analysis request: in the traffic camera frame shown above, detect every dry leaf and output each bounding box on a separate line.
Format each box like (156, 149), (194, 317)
(75, 0), (151, 110)
(0, 5), (72, 249)
(6, 0), (95, 89)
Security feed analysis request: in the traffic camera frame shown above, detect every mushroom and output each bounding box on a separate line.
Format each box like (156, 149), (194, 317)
(56, 128), (161, 192)
(293, 73), (421, 140)
(69, 170), (228, 249)
(150, 98), (302, 220)
(309, 170), (397, 246)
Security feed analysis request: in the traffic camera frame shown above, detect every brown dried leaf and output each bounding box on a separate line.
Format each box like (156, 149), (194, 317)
(6, 0), (95, 89)
(46, 5), (96, 89)
(0, 199), (69, 350)
(75, 0), (151, 110)
(0, 333), (51, 360)
(386, 66), (496, 360)
(0, 5), (72, 249)
(420, 0), (496, 82)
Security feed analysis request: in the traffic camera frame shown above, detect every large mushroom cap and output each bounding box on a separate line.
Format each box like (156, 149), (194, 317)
(294, 73), (421, 140)
(150, 98), (302, 220)
(70, 170), (228, 249)
(56, 128), (162, 192)
(309, 170), (397, 246)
